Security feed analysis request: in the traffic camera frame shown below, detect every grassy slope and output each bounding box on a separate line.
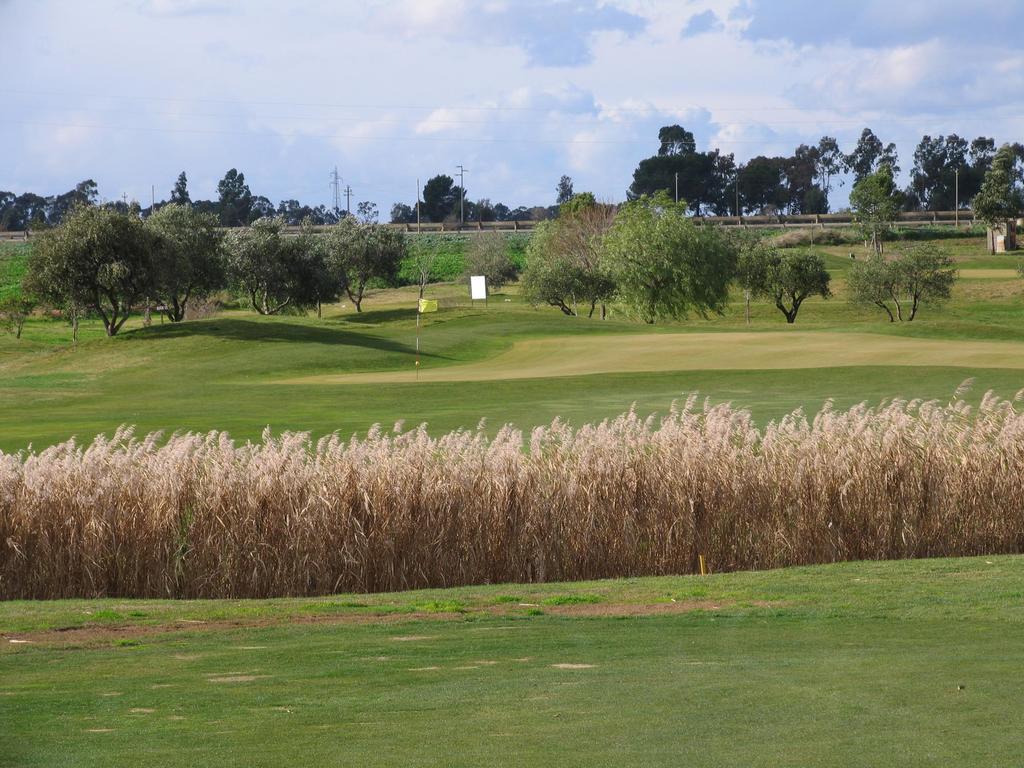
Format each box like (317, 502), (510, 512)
(2, 556), (1023, 766)
(1, 236), (1023, 451)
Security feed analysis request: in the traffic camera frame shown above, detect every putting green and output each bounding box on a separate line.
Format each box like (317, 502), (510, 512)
(288, 330), (1024, 385)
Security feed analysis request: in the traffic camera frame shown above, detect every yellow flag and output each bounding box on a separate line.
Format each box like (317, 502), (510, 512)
(418, 299), (438, 313)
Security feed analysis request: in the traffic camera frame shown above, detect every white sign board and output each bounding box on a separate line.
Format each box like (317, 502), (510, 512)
(470, 275), (487, 300)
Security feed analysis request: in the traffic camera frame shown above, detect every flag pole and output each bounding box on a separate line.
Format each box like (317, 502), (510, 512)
(415, 302), (421, 381)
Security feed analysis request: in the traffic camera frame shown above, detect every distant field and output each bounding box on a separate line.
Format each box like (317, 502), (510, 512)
(2, 556), (1023, 766)
(0, 242), (29, 300)
(1, 235), (1023, 451)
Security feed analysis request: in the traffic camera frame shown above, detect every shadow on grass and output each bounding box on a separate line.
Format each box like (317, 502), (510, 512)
(342, 307), (419, 325)
(123, 317), (448, 359)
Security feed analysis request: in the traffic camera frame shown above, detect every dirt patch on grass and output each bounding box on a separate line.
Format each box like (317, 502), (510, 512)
(551, 663), (596, 669)
(1, 598), (774, 649)
(207, 675), (269, 684)
(542, 599), (732, 617)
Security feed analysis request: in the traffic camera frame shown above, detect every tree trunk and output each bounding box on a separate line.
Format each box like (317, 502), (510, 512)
(908, 295), (919, 321)
(874, 301), (895, 322)
(600, 303), (607, 320)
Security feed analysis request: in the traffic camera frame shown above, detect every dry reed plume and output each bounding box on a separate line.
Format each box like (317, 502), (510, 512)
(3, 391), (1024, 599)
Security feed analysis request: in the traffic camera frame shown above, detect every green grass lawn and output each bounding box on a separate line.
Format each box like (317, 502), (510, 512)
(2, 555), (1023, 766)
(1, 235), (1024, 451)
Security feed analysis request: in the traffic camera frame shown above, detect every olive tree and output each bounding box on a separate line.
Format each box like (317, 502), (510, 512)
(322, 219), (405, 312)
(736, 244), (831, 323)
(25, 205), (156, 336)
(601, 192), (736, 323)
(520, 194), (616, 318)
(145, 203), (225, 322)
(847, 245), (957, 322)
(226, 217), (321, 315)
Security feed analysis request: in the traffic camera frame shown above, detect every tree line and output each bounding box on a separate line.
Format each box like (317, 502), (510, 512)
(13, 204), (408, 339)
(6, 127), (1019, 234)
(7, 141), (1021, 341)
(626, 125), (1022, 217)
(520, 188), (961, 327)
(0, 170), (363, 231)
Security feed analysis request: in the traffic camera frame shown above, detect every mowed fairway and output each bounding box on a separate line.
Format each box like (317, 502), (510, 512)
(2, 234), (1024, 451)
(291, 330), (1024, 384)
(3, 556), (1024, 767)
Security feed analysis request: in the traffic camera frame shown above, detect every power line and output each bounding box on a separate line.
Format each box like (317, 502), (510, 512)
(456, 164), (467, 224)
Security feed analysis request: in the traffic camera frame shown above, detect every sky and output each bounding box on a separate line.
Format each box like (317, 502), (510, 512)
(2, 0), (1023, 213)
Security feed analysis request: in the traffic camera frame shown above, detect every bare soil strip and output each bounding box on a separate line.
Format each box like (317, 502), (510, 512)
(1, 600), (743, 648)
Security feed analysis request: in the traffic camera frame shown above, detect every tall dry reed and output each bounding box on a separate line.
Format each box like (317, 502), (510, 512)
(3, 392), (1024, 599)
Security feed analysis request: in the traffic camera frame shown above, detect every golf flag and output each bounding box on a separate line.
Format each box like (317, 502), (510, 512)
(418, 298), (438, 313)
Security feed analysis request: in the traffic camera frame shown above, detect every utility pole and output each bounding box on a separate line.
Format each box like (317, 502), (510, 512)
(955, 168), (960, 228)
(456, 164), (467, 225)
(674, 172), (679, 204)
(151, 185), (155, 213)
(329, 167), (342, 216)
(735, 177), (740, 219)
(344, 184), (353, 217)
(416, 178), (421, 233)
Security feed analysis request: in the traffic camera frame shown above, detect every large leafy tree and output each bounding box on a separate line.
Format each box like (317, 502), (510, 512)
(737, 156), (787, 214)
(973, 143), (1023, 253)
(25, 205), (156, 336)
(815, 136), (846, 207)
(556, 175), (574, 205)
(170, 172), (191, 206)
(601, 192), (737, 323)
(421, 175), (457, 223)
(225, 217), (319, 314)
(629, 125), (721, 214)
(217, 168), (254, 227)
(846, 128), (899, 184)
(736, 243), (831, 323)
(848, 245), (957, 322)
(909, 134), (970, 211)
(521, 193), (616, 318)
(850, 165), (902, 255)
(782, 145), (824, 214)
(145, 203), (225, 322)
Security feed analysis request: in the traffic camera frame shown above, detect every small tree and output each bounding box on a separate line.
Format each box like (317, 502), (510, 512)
(737, 244), (830, 323)
(25, 205), (156, 336)
(973, 144), (1023, 254)
(146, 203), (225, 322)
(848, 245), (957, 322)
(464, 233), (518, 295)
(0, 294), (35, 339)
(849, 165), (902, 256)
(601, 192), (736, 323)
(226, 217), (314, 315)
(322, 219), (405, 312)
